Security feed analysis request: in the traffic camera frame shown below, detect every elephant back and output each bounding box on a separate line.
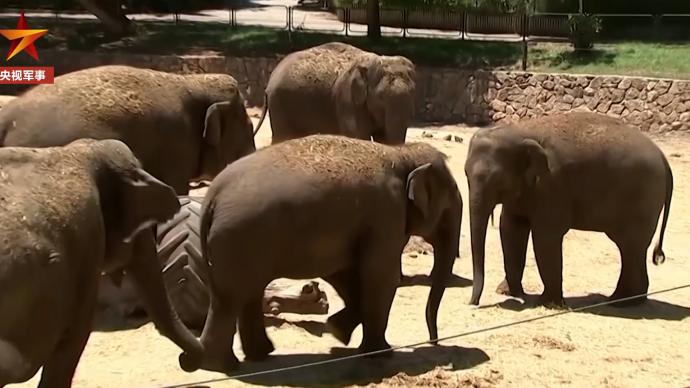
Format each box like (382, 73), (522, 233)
(275, 43), (364, 91)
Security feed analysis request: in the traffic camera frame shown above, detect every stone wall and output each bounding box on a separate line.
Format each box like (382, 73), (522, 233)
(3, 50), (689, 131)
(418, 69), (690, 131)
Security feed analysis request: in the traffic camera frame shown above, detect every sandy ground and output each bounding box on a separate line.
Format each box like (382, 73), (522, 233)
(10, 113), (690, 388)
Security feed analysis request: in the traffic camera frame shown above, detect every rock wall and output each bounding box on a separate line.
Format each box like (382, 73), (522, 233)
(419, 70), (690, 132)
(3, 50), (689, 131)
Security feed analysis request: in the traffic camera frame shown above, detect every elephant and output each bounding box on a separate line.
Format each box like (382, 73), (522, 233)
(0, 65), (256, 195)
(464, 111), (673, 307)
(178, 134), (463, 373)
(0, 95), (15, 111)
(253, 42), (416, 145)
(0, 139), (202, 388)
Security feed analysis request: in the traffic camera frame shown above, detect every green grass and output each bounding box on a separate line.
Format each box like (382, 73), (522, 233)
(529, 42), (690, 79)
(2, 17), (689, 79)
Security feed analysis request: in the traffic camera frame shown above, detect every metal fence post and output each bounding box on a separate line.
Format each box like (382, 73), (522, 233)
(287, 7), (293, 43)
(345, 8), (350, 37)
(402, 9), (407, 38)
(288, 6), (292, 32)
(521, 12), (528, 71)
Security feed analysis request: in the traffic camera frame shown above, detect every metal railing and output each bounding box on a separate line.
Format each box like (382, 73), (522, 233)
(2, 5), (689, 73)
(3, 4), (689, 42)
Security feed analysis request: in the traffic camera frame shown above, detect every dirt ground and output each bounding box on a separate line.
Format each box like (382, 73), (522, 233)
(11, 112), (690, 388)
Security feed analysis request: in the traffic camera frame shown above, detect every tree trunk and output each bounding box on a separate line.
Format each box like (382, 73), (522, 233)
(366, 0), (381, 39)
(78, 0), (133, 37)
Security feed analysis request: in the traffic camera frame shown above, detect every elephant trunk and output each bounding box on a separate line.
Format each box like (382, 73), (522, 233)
(469, 191), (492, 306)
(426, 192), (462, 344)
(125, 230), (203, 359)
(379, 93), (413, 145)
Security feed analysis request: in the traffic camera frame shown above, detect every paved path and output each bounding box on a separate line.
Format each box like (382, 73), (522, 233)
(1, 0), (530, 42)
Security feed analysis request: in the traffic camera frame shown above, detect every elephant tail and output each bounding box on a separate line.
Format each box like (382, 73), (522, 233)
(652, 155), (674, 266)
(199, 198), (214, 270)
(198, 196), (227, 301)
(253, 92), (268, 137)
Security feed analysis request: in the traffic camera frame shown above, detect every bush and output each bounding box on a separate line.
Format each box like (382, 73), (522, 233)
(568, 13), (601, 50)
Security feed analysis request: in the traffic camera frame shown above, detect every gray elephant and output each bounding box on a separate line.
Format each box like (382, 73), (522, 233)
(0, 139), (202, 388)
(179, 135), (462, 373)
(0, 65), (256, 195)
(464, 111), (673, 306)
(253, 42), (416, 145)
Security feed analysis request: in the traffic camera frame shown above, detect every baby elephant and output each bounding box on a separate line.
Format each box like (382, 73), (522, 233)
(180, 135), (463, 373)
(0, 139), (202, 388)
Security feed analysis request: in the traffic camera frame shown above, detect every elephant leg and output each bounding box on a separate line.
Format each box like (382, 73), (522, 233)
(238, 290), (274, 361)
(0, 339), (38, 386)
(267, 102), (294, 145)
(193, 295), (240, 373)
(357, 247), (399, 357)
(497, 211), (530, 297)
(531, 227), (565, 307)
(324, 268), (361, 345)
(38, 275), (98, 388)
(609, 236), (650, 306)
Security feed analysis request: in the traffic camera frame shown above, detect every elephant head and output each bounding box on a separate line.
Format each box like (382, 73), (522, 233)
(187, 74), (257, 182)
(335, 54), (416, 145)
(79, 138), (203, 358)
(464, 127), (551, 305)
(403, 146), (463, 342)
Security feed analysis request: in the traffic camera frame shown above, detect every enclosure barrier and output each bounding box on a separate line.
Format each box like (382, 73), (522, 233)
(1, 6), (689, 72)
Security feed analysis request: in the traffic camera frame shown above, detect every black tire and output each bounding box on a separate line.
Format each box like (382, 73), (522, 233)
(157, 196), (210, 330)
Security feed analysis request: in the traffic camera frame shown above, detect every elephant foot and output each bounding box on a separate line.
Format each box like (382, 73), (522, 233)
(608, 290), (647, 307)
(326, 309), (358, 346)
(183, 352), (240, 374)
(242, 337), (275, 361)
(178, 352), (202, 373)
(537, 293), (565, 309)
(495, 278), (524, 298)
(358, 340), (393, 359)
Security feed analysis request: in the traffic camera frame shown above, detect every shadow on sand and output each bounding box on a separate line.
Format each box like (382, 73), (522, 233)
(92, 308), (150, 332)
(400, 273), (473, 288)
(483, 292), (690, 321)
(181, 345), (489, 387)
(265, 316), (327, 337)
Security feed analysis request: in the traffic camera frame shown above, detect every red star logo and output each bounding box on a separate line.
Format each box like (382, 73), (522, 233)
(0, 11), (48, 61)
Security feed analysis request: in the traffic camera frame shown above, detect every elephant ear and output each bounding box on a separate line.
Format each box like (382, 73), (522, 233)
(88, 140), (180, 269)
(115, 167), (181, 244)
(348, 64), (369, 107)
(203, 101), (233, 147)
(519, 138), (550, 187)
(340, 55), (384, 108)
(334, 56), (385, 139)
(405, 163), (436, 233)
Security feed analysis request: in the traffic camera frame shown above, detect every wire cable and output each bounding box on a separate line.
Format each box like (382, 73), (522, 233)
(160, 283), (690, 388)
